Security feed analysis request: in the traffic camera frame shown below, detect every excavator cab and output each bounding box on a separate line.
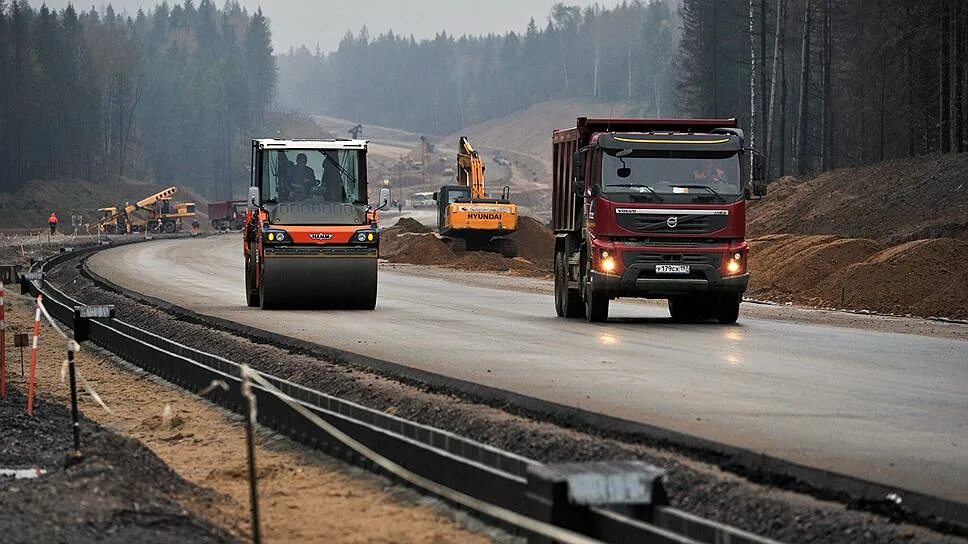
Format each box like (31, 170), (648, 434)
(434, 185), (471, 231)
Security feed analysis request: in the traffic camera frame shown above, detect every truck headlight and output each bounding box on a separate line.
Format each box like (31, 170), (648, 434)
(600, 256), (616, 272)
(726, 259), (741, 274)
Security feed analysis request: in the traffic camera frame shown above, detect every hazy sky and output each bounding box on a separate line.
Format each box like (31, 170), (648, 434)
(44, 0), (625, 53)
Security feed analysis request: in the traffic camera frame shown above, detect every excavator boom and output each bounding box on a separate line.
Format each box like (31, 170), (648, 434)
(456, 136), (487, 199)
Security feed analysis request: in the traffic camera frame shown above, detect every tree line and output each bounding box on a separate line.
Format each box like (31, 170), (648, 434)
(678, 0), (968, 179)
(0, 0), (277, 198)
(277, 1), (680, 136)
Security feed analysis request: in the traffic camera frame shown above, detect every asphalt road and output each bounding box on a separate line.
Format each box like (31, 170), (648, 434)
(88, 236), (968, 503)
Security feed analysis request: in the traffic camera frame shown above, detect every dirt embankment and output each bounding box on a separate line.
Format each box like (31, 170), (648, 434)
(381, 216), (554, 276)
(748, 154), (968, 243)
(744, 154), (968, 319)
(748, 235), (968, 319)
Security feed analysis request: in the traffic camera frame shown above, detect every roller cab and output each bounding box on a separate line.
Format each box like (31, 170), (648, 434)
(243, 138), (390, 310)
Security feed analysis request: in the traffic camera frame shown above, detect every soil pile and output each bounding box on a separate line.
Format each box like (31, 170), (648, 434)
(509, 216), (554, 268)
(749, 235), (968, 319)
(381, 231), (455, 265)
(381, 215), (554, 276)
(748, 154), (968, 243)
(392, 216), (432, 234)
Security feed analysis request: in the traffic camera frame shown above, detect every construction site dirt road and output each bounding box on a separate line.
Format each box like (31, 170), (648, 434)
(88, 236), (968, 505)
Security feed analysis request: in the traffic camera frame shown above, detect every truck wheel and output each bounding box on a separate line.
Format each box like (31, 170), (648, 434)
(669, 296), (699, 322)
(163, 221), (176, 234)
(584, 285), (609, 322)
(554, 251), (583, 318)
(244, 260), (260, 307)
(498, 238), (518, 258)
(717, 294), (741, 324)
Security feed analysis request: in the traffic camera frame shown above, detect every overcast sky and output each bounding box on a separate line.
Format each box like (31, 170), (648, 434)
(44, 0), (625, 53)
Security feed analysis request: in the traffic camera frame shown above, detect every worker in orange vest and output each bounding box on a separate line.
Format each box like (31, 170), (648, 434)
(48, 212), (58, 236)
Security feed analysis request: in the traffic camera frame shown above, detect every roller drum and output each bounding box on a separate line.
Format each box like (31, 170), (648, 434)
(259, 249), (377, 309)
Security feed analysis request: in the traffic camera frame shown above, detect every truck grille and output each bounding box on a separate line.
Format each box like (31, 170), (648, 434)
(625, 252), (720, 267)
(616, 213), (728, 234)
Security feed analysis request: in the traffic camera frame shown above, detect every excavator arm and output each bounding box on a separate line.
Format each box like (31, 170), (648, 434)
(456, 136), (487, 200)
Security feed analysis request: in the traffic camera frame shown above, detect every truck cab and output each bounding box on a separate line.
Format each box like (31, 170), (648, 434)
(553, 118), (766, 323)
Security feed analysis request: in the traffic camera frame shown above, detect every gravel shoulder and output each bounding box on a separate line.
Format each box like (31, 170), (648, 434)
(1, 291), (496, 543)
(0, 388), (233, 543)
(49, 245), (968, 543)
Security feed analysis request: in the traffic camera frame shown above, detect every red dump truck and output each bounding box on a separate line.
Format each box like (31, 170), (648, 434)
(552, 117), (766, 323)
(208, 200), (247, 231)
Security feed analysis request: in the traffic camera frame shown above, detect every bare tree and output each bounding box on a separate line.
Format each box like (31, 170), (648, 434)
(766, 0), (787, 177)
(795, 0), (812, 174)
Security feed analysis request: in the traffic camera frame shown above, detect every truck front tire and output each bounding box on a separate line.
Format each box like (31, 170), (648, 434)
(554, 251), (583, 318)
(717, 294), (741, 324)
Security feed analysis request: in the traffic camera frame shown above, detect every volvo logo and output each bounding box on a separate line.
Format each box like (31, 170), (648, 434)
(666, 216), (678, 228)
(309, 233), (334, 240)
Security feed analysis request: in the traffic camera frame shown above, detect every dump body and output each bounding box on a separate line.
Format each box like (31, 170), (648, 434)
(243, 139), (383, 310)
(552, 117), (762, 323)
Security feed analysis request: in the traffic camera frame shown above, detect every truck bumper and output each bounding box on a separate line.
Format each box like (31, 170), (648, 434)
(591, 264), (748, 298)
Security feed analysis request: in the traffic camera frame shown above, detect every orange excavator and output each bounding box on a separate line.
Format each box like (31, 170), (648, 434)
(434, 136), (519, 257)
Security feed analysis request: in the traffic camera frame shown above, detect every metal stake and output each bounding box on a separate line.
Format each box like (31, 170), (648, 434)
(67, 348), (83, 464)
(241, 367), (262, 544)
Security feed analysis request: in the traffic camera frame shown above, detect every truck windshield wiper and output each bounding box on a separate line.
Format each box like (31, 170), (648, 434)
(670, 184), (726, 202)
(607, 184), (664, 201)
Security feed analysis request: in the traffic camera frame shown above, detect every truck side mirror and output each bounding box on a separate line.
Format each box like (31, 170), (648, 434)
(247, 186), (260, 210)
(751, 153), (767, 197)
(378, 187), (391, 210)
(432, 192), (439, 201)
(572, 151), (585, 181)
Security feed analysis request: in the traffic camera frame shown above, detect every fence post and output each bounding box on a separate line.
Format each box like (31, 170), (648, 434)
(241, 366), (262, 544)
(27, 294), (42, 416)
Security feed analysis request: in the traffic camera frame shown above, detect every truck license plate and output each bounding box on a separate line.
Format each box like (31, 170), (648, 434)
(655, 264), (690, 274)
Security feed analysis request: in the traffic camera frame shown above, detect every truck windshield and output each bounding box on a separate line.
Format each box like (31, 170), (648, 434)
(601, 150), (742, 198)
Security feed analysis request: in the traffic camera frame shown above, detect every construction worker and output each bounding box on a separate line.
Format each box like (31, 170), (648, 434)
(191, 219), (200, 236)
(47, 212), (58, 235)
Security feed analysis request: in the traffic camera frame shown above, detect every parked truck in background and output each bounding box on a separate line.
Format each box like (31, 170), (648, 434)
(552, 117), (766, 323)
(208, 200), (247, 231)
